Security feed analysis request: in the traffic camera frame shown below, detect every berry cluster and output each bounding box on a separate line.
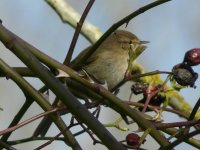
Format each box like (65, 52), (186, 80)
(131, 83), (165, 111)
(172, 48), (200, 88)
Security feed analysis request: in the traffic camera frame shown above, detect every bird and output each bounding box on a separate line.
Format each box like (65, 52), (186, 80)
(71, 30), (147, 90)
(33, 30), (148, 137)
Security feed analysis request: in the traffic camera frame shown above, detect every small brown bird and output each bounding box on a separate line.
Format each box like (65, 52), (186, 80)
(71, 30), (147, 90)
(33, 30), (147, 136)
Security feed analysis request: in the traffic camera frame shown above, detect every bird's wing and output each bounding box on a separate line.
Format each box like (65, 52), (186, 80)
(70, 46), (99, 69)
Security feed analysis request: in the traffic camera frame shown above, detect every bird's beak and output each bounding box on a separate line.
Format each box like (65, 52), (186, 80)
(140, 41), (149, 44)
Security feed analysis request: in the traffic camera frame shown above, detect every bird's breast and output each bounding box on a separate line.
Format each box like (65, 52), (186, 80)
(85, 50), (129, 90)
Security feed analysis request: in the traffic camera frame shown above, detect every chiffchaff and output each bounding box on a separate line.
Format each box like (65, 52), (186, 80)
(33, 30), (147, 136)
(71, 30), (147, 90)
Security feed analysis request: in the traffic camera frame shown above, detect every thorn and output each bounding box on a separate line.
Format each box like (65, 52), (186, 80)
(56, 69), (70, 78)
(125, 21), (130, 28)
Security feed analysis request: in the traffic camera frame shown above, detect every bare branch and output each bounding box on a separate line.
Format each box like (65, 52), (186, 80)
(64, 0), (95, 65)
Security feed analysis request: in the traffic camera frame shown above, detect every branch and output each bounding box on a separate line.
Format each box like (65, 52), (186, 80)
(1, 100), (33, 141)
(0, 108), (60, 136)
(124, 101), (188, 119)
(8, 137), (65, 146)
(189, 97), (200, 121)
(64, 0), (95, 65)
(0, 86), (48, 142)
(163, 128), (200, 149)
(0, 140), (17, 150)
(0, 59), (81, 149)
(0, 67), (34, 77)
(156, 119), (200, 129)
(34, 132), (63, 150)
(161, 128), (200, 150)
(0, 24), (126, 150)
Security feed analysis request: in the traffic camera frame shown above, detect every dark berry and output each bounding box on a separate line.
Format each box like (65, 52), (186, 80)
(131, 82), (149, 95)
(172, 63), (198, 87)
(183, 48), (200, 66)
(126, 133), (140, 146)
(138, 94), (166, 112)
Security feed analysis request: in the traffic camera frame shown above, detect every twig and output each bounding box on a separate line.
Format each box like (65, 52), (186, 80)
(141, 88), (158, 113)
(131, 70), (172, 81)
(112, 70), (172, 92)
(33, 98), (100, 137)
(0, 108), (60, 136)
(32, 96), (61, 137)
(156, 119), (200, 129)
(7, 137), (65, 145)
(64, 0), (95, 65)
(92, 105), (101, 119)
(173, 97), (200, 144)
(34, 132), (63, 150)
(1, 86), (48, 142)
(0, 140), (17, 150)
(189, 97), (200, 121)
(124, 101), (188, 119)
(163, 128), (200, 149)
(1, 100), (33, 141)
(0, 67), (34, 77)
(79, 122), (103, 145)
(160, 128), (200, 150)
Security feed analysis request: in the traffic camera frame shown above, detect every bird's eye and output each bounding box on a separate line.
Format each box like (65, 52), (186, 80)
(129, 40), (132, 44)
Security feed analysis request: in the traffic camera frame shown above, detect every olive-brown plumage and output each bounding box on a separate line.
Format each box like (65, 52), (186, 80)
(33, 30), (147, 136)
(72, 30), (146, 90)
